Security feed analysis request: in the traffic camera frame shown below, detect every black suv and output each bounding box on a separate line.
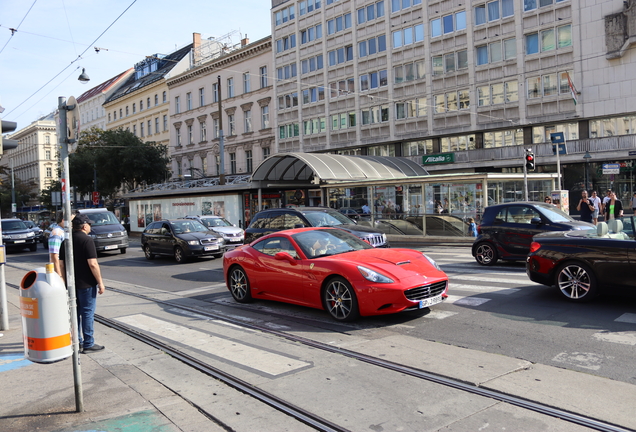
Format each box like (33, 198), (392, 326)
(245, 207), (389, 247)
(1, 219), (38, 252)
(472, 201), (594, 266)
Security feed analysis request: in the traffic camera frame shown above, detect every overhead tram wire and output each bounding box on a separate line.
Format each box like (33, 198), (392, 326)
(4, 0), (138, 119)
(0, 0), (38, 56)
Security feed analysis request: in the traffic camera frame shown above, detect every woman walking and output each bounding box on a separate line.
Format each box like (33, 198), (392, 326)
(604, 191), (624, 220)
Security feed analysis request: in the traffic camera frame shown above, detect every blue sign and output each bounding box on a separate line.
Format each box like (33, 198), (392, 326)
(629, 150), (636, 156)
(552, 144), (567, 155)
(550, 132), (565, 143)
(602, 163), (620, 174)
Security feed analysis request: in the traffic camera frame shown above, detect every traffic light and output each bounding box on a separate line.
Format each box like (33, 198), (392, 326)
(1, 120), (19, 157)
(525, 151), (535, 171)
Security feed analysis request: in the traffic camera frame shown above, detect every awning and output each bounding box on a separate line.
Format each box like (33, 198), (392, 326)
(251, 153), (428, 186)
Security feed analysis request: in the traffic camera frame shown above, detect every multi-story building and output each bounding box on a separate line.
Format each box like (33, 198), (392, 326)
(77, 69), (134, 131)
(0, 113), (58, 206)
(271, 0), (636, 205)
(167, 35), (273, 179)
(104, 41), (193, 154)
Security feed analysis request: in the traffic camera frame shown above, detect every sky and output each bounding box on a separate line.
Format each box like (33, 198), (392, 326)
(0, 0), (272, 128)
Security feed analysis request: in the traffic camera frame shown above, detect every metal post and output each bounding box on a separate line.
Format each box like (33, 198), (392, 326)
(0, 223), (7, 331)
(523, 150), (529, 201)
(556, 142), (562, 190)
(59, 96), (84, 412)
(217, 75), (225, 186)
(10, 157), (16, 217)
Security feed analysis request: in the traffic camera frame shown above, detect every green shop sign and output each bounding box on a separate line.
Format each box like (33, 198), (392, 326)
(422, 153), (454, 165)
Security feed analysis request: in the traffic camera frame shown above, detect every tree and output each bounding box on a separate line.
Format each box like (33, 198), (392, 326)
(70, 127), (170, 199)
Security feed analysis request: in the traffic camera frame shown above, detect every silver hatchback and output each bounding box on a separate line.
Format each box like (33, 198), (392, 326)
(182, 215), (244, 248)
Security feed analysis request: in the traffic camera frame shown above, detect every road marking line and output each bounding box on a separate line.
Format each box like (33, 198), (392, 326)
(552, 352), (604, 370)
(445, 295), (491, 306)
(449, 284), (520, 295)
(615, 313), (636, 324)
(450, 275), (536, 284)
(592, 331), (636, 346)
(423, 310), (458, 319)
(116, 314), (310, 376)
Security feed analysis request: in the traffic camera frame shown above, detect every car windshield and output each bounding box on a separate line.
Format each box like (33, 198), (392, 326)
(293, 229), (372, 258)
(1, 221), (27, 231)
(84, 212), (120, 226)
(535, 204), (575, 223)
(200, 217), (232, 228)
(171, 220), (208, 234)
(302, 210), (352, 227)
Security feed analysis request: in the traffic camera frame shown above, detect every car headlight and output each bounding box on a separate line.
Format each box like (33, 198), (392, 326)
(2, 235), (10, 240)
(358, 266), (394, 283)
(27, 232), (34, 237)
(120, 231), (126, 236)
(422, 253), (441, 271)
(187, 240), (199, 245)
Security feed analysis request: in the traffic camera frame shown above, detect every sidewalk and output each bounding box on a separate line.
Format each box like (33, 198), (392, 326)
(2, 263), (635, 432)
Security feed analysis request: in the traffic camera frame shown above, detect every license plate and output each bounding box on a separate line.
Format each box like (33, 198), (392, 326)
(419, 294), (443, 309)
(14, 240), (25, 243)
(204, 245), (219, 251)
(104, 245), (117, 250)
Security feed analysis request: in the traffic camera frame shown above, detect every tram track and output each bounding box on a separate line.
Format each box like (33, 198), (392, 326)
(100, 285), (633, 432)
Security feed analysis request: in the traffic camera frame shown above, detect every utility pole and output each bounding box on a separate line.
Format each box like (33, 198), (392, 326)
(59, 96), (84, 412)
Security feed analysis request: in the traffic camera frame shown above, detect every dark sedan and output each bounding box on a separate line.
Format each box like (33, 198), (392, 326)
(527, 217), (636, 302)
(141, 219), (226, 263)
(1, 219), (38, 252)
(473, 201), (594, 266)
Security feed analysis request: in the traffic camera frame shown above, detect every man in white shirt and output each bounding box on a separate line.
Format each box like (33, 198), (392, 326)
(589, 191), (602, 225)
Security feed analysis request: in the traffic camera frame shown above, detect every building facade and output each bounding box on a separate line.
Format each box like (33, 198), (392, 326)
(271, 0), (636, 207)
(167, 35), (274, 179)
(104, 41), (193, 155)
(77, 69), (134, 132)
(0, 113), (58, 206)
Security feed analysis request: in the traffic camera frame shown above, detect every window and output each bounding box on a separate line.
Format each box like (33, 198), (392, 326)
(527, 76), (541, 98)
(132, 103), (136, 114)
(261, 105), (269, 129)
(526, 33), (539, 54)
(260, 66), (268, 88)
(163, 115), (168, 131)
(391, 0), (422, 13)
(243, 73), (250, 93)
(199, 88), (205, 106)
(230, 153), (236, 174)
(263, 147), (270, 159)
(543, 73), (557, 96)
(277, 62), (299, 78)
(155, 117), (160, 134)
(155, 94), (159, 106)
(358, 1), (384, 24)
(276, 34), (297, 53)
(246, 150), (253, 173)
(300, 55), (323, 74)
(434, 94), (446, 113)
(186, 124), (192, 144)
(45, 150), (51, 159)
(213, 83), (219, 102)
(213, 118), (219, 138)
(475, 5), (486, 25)
(140, 100), (144, 111)
(299, 0), (322, 16)
(228, 114), (235, 135)
(459, 90), (470, 109)
(126, 106), (129, 116)
(186, 92), (192, 110)
(175, 97), (180, 114)
(541, 28), (555, 52)
(505, 81), (518, 102)
(478, 86), (490, 106)
(491, 83), (504, 104)
(392, 25), (423, 48)
(476, 45), (488, 65)
(432, 56), (443, 75)
(327, 14), (350, 35)
(227, 78), (234, 98)
(175, 127), (180, 145)
(108, 113), (111, 122)
(328, 45), (354, 66)
(200, 121), (207, 141)
(504, 38), (516, 59)
(162, 91), (167, 103)
(275, 5), (295, 26)
(360, 35), (388, 57)
(558, 25), (572, 48)
(244, 110), (252, 133)
(360, 105), (389, 125)
(148, 120), (152, 135)
(46, 167), (52, 177)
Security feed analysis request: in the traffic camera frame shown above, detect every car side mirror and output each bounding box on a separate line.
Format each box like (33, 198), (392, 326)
(530, 217), (542, 225)
(274, 251), (297, 264)
(294, 223), (305, 228)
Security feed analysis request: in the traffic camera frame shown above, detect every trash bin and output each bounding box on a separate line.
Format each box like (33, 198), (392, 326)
(19, 263), (72, 363)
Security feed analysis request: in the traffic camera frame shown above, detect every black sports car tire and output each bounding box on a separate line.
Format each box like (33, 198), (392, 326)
(174, 246), (187, 263)
(474, 242), (498, 266)
(323, 276), (360, 322)
(555, 261), (598, 302)
(229, 266), (253, 303)
(144, 244), (155, 260)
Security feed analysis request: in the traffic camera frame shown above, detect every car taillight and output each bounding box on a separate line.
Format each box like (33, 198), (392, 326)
(477, 225), (482, 235)
(529, 242), (541, 253)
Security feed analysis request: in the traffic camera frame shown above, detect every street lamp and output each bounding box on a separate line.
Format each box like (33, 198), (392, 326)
(78, 68), (90, 84)
(583, 151), (592, 191)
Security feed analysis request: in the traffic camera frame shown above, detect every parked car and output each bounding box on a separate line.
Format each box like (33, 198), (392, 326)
(23, 220), (44, 245)
(76, 208), (129, 254)
(527, 218), (635, 302)
(224, 227), (448, 321)
(142, 219), (226, 263)
(337, 207), (362, 221)
(1, 219), (38, 252)
(182, 215), (244, 248)
(472, 202), (594, 266)
(245, 207), (389, 247)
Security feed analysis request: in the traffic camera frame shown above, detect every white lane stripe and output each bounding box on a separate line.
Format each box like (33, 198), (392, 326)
(449, 284), (519, 295)
(615, 313), (636, 324)
(116, 314), (310, 376)
(450, 275), (536, 284)
(592, 331), (636, 346)
(445, 295), (491, 306)
(424, 310), (458, 319)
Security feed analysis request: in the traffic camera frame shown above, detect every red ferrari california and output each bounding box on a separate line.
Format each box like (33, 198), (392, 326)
(223, 227), (449, 321)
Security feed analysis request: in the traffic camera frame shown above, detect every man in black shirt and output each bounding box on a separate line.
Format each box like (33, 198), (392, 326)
(576, 190), (594, 223)
(60, 214), (106, 353)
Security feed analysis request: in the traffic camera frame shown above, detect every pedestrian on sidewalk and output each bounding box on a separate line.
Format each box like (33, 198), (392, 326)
(589, 191), (602, 225)
(631, 192), (636, 214)
(604, 191), (624, 221)
(48, 210), (72, 277)
(576, 191), (594, 224)
(59, 214), (106, 353)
